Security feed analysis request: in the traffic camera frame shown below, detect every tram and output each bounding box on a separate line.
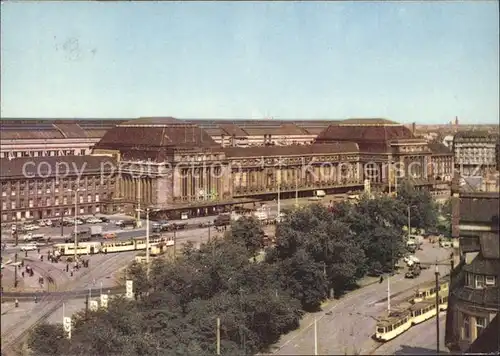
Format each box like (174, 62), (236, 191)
(413, 278), (449, 303)
(53, 236), (175, 256)
(374, 292), (448, 342)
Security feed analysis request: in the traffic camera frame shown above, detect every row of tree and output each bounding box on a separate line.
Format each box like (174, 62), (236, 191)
(28, 181), (442, 356)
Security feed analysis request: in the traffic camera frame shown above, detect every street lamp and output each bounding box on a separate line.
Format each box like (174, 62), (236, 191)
(68, 188), (85, 262)
(407, 204), (418, 239)
(136, 207), (152, 279)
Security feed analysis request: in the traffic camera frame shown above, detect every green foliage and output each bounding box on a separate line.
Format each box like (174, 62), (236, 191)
(27, 323), (69, 356)
(229, 216), (265, 258)
(396, 180), (439, 231)
(27, 183), (439, 355)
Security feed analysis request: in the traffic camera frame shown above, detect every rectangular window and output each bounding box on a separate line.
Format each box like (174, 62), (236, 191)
(95, 194), (99, 202)
(11, 201), (16, 209)
(79, 196), (84, 204)
(2, 202), (6, 210)
(476, 317), (486, 337)
(2, 214), (7, 221)
(475, 275), (485, 289)
(63, 197), (68, 205)
(28, 199), (34, 208)
(87, 194), (92, 203)
(463, 314), (470, 339)
(11, 190), (15, 196)
(55, 198), (59, 206)
(485, 276), (496, 286)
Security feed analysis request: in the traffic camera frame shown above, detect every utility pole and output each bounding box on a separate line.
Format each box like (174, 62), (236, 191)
(314, 317), (318, 356)
(146, 208), (150, 279)
(216, 317), (221, 355)
(277, 167), (281, 219)
(68, 187), (85, 262)
(136, 178), (142, 228)
(208, 225), (211, 243)
(435, 263), (440, 355)
(388, 160), (392, 195)
(14, 253), (18, 288)
(295, 168), (299, 207)
(407, 205), (411, 238)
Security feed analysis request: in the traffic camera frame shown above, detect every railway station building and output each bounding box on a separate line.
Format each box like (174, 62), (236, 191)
(1, 116), (454, 223)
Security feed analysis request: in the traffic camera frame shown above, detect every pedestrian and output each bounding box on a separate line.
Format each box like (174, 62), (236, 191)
(25, 250), (28, 257)
(37, 248), (40, 254)
(66, 264), (69, 272)
(379, 275), (384, 284)
(21, 271), (25, 278)
(70, 271), (73, 277)
(15, 299), (19, 308)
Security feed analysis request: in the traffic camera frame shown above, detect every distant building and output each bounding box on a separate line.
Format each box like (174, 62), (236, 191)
(453, 131), (499, 177)
(0, 119), (126, 159)
(0, 156), (118, 222)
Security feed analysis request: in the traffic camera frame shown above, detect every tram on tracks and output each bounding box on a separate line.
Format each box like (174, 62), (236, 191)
(53, 235), (175, 256)
(413, 277), (449, 303)
(374, 291), (449, 342)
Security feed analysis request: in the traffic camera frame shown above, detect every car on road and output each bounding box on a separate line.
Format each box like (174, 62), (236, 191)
(86, 217), (103, 224)
(22, 224), (39, 231)
(405, 266), (421, 278)
(103, 232), (117, 240)
(116, 219), (136, 228)
(199, 220), (214, 228)
(20, 244), (38, 251)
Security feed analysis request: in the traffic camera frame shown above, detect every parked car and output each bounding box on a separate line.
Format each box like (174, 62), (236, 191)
(20, 244), (38, 251)
(87, 217), (102, 224)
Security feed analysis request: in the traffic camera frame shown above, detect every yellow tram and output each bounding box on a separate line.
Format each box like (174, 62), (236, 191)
(413, 278), (449, 303)
(53, 236), (175, 256)
(375, 291), (449, 342)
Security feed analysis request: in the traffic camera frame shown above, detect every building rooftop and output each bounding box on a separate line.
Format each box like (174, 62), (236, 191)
(428, 142), (453, 155)
(0, 156), (116, 180)
(223, 142), (359, 158)
(94, 117), (221, 153)
(315, 122), (415, 147)
(0, 119), (125, 140)
(454, 131), (499, 141)
(459, 195), (499, 227)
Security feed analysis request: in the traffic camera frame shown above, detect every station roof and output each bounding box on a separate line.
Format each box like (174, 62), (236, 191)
(224, 142), (359, 158)
(94, 117), (222, 154)
(0, 119), (125, 140)
(315, 121), (415, 146)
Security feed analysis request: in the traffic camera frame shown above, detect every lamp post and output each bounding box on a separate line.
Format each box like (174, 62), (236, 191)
(68, 188), (85, 262)
(295, 168), (299, 207)
(435, 263), (440, 355)
(277, 167), (281, 220)
(136, 207), (150, 279)
(407, 205), (417, 239)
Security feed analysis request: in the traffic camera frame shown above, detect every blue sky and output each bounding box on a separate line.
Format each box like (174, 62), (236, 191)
(1, 1), (498, 124)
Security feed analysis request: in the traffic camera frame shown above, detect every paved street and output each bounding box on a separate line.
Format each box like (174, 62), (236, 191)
(373, 312), (447, 355)
(0, 251), (138, 355)
(271, 241), (452, 355)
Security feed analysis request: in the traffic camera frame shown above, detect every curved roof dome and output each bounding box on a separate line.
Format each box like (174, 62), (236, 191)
(94, 117), (221, 154)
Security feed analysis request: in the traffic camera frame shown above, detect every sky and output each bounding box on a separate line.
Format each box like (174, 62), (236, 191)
(1, 1), (499, 124)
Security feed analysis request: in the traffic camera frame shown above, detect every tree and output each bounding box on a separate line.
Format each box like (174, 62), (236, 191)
(229, 217), (265, 258)
(27, 323), (69, 356)
(396, 180), (439, 231)
(277, 248), (328, 311)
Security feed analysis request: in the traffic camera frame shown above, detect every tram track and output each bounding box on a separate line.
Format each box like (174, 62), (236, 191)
(1, 252), (136, 356)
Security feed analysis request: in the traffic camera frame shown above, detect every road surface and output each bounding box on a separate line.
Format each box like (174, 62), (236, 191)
(271, 241), (451, 355)
(373, 312), (448, 355)
(0, 251), (137, 356)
